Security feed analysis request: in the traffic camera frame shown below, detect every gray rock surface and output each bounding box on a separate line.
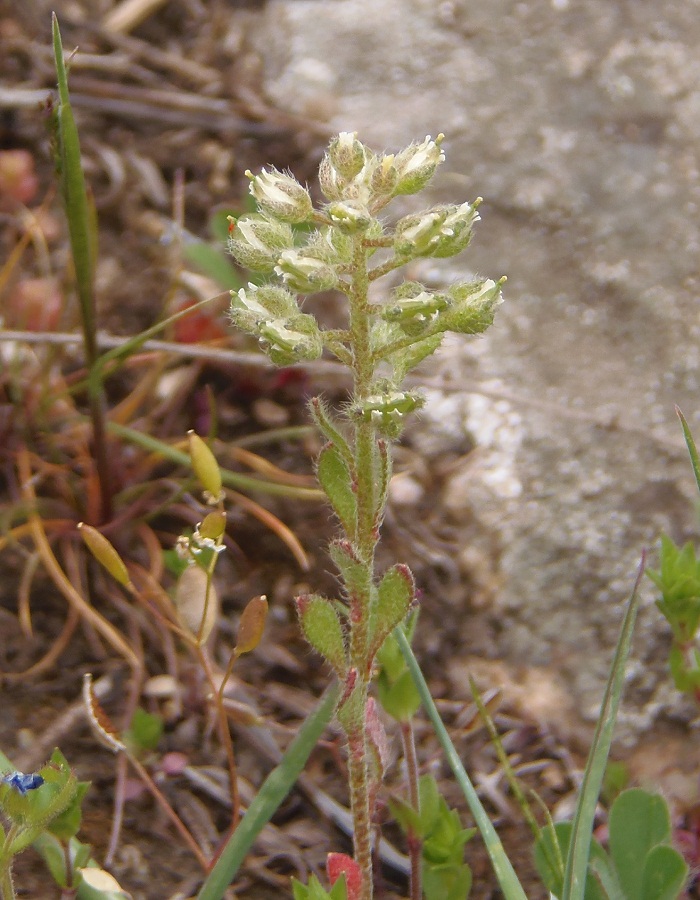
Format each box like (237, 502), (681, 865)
(244, 0), (700, 740)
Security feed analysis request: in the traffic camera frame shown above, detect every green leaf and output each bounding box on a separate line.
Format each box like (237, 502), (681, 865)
(291, 874), (347, 900)
(676, 406), (700, 496)
(377, 667), (421, 722)
(197, 685), (339, 900)
(589, 853), (626, 900)
(639, 844), (688, 900)
(369, 563), (414, 658)
(123, 708), (164, 755)
(47, 780), (90, 841)
(608, 789), (672, 900)
(52, 14), (98, 364)
(309, 398), (354, 468)
(388, 794), (422, 838)
(33, 831), (68, 887)
(328, 540), (366, 602)
(423, 862), (472, 900)
(316, 443), (357, 538)
(183, 239), (242, 290)
(561, 561), (643, 900)
(534, 823), (607, 900)
(391, 332), (443, 382)
(396, 630), (528, 900)
(296, 594), (348, 677)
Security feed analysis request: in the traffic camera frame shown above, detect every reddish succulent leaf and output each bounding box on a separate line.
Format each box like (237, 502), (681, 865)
(327, 853), (363, 900)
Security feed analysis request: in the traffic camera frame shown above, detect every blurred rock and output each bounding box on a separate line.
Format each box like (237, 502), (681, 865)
(246, 0), (700, 741)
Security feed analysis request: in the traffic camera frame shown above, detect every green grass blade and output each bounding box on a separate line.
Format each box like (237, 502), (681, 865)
(560, 557), (644, 900)
(675, 406), (700, 496)
(395, 628), (528, 900)
(106, 421), (324, 501)
(52, 14), (97, 365)
(196, 684), (339, 900)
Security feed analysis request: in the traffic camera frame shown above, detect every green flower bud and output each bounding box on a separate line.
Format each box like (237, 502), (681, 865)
(393, 209), (447, 257)
(318, 153), (345, 201)
(328, 131), (367, 180)
(369, 154), (399, 198)
(442, 277), (505, 334)
(353, 389), (424, 438)
(430, 200), (480, 258)
(275, 249), (338, 293)
(246, 167), (313, 223)
(308, 226), (355, 265)
(258, 314), (323, 365)
(230, 283), (299, 330)
(394, 201), (480, 259)
(327, 199), (372, 233)
(381, 289), (451, 334)
(393, 133), (445, 195)
(227, 214), (294, 272)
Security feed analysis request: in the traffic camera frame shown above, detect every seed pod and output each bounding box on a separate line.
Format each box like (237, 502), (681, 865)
(175, 565), (219, 643)
(78, 523), (130, 588)
(188, 431), (222, 501)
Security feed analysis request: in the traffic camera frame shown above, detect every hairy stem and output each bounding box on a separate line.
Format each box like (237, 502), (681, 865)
(401, 720), (422, 900)
(343, 233), (381, 900)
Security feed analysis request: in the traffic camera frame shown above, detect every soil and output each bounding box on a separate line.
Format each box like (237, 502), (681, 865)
(1, 3), (697, 899)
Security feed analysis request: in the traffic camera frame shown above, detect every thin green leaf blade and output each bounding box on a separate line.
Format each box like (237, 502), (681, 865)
(395, 627), (528, 900)
(676, 406), (700, 496)
(560, 559), (644, 900)
(52, 14), (97, 363)
(196, 684), (339, 900)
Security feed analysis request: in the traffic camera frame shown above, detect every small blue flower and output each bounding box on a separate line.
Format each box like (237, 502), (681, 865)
(2, 771), (45, 794)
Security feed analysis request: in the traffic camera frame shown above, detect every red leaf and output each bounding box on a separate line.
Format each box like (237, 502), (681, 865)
(327, 853), (363, 900)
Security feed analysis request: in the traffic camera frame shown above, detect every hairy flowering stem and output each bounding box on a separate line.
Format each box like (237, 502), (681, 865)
(228, 132), (504, 899)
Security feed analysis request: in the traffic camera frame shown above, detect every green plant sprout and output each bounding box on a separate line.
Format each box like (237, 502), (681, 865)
(647, 408), (700, 701)
(227, 130), (503, 899)
(535, 789), (687, 900)
(0, 749), (119, 900)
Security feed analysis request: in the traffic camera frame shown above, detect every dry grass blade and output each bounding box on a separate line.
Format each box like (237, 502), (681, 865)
(17, 447), (139, 670)
(225, 488), (311, 571)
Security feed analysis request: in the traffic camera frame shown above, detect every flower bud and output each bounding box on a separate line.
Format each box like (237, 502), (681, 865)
(393, 209), (447, 257)
(369, 154), (399, 198)
(227, 214), (294, 272)
(328, 131), (367, 180)
(393, 201), (479, 259)
(393, 134), (445, 195)
(246, 167), (313, 223)
(381, 289), (450, 333)
(230, 283), (300, 332)
(326, 199), (372, 233)
(318, 153), (345, 201)
(275, 249), (338, 293)
(442, 277), (505, 334)
(258, 314), (323, 365)
(353, 389), (424, 438)
(430, 200), (480, 258)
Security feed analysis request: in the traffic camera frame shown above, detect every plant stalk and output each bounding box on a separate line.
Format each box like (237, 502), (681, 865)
(342, 232), (382, 900)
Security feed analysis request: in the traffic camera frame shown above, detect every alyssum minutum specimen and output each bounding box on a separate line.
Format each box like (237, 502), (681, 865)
(228, 132), (504, 900)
